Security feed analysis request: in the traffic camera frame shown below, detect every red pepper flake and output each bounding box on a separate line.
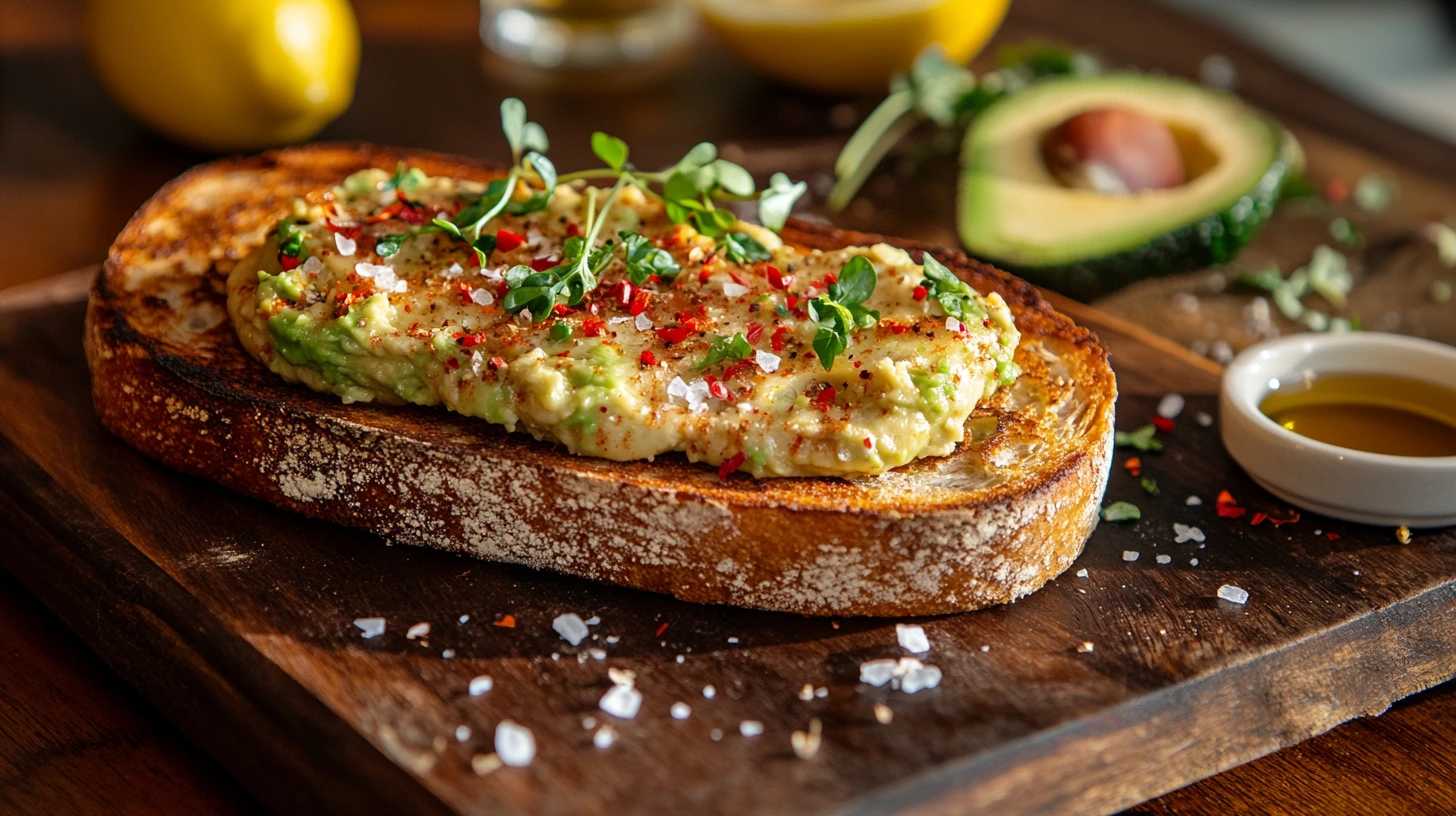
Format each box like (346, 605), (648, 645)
(863, 437), (873, 449)
(365, 200), (402, 223)
(496, 229), (526, 252)
(766, 265), (792, 290)
(1266, 508), (1301, 527)
(398, 201), (429, 225)
(1151, 416), (1174, 433)
(823, 272), (837, 286)
(565, 222), (582, 237)
(443, 357), (460, 372)
(1124, 457), (1142, 477)
(611, 282), (633, 309)
(912, 285), (928, 302)
(771, 326), (790, 352)
(530, 256), (559, 272)
(655, 622), (669, 637)
(640, 350), (657, 367)
(722, 360), (755, 381)
(1216, 490), (1247, 519)
(582, 317), (605, 338)
(699, 268), (712, 285)
(325, 219), (362, 240)
(745, 322), (765, 344)
(457, 280), (474, 306)
(494, 615), (516, 628)
(718, 452), (746, 481)
(552, 303), (573, 317)
(629, 289), (651, 316)
(1325, 178), (1349, 204)
(706, 376), (731, 401)
(814, 386), (836, 407)
(1250, 511), (1269, 526)
(657, 326), (691, 344)
(458, 332), (488, 348)
(1326, 531), (1341, 541)
(488, 356), (507, 371)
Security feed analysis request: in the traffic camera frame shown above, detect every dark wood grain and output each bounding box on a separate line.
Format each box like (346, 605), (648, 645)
(2, 270), (1455, 814)
(2, 0), (1456, 813)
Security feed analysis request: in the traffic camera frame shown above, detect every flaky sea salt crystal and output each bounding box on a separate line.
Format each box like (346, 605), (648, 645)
(859, 659), (898, 687)
(584, 616), (600, 626)
(494, 721), (535, 767)
(1196, 411), (1214, 427)
(671, 702), (691, 720)
(593, 724), (617, 749)
(553, 613), (590, 646)
(481, 265), (504, 283)
(1075, 569), (1089, 578)
(900, 665), (942, 694)
(354, 618), (385, 638)
(469, 288), (494, 306)
(459, 614), (470, 624)
(896, 624), (930, 654)
(946, 316), (965, 333)
(355, 262), (390, 279)
(406, 622), (430, 639)
(1077, 642), (1095, 653)
(469, 676), (493, 696)
(442, 262), (464, 279)
(702, 685), (716, 699)
(1156, 554), (1172, 565)
(456, 725), (471, 742)
(1186, 496), (1203, 506)
(609, 316), (632, 325)
(739, 721), (764, 737)
(1174, 523), (1206, 544)
(1191, 558), (1200, 567)
(1218, 585), (1250, 605)
(1157, 393), (1186, 419)
(335, 233), (356, 256)
(1122, 551), (1140, 562)
(723, 281), (750, 298)
(667, 376), (689, 400)
(635, 312), (654, 331)
(755, 349), (781, 373)
(300, 256), (323, 275)
(600, 684), (643, 719)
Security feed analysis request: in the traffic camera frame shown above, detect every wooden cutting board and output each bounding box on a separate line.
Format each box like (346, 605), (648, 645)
(1, 267), (1453, 816)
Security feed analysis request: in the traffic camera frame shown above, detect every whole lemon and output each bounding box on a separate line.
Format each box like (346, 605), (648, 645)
(698, 0), (1010, 94)
(85, 0), (360, 152)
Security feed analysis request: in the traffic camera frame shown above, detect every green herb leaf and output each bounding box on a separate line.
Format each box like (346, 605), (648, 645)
(521, 121), (549, 154)
(619, 231), (681, 284)
(1328, 216), (1361, 249)
(722, 231), (770, 265)
(549, 321), (572, 342)
(757, 172), (806, 232)
(527, 152), (557, 194)
(712, 160), (755, 197)
(808, 256), (880, 370)
(812, 326), (848, 371)
(1353, 174), (1397, 212)
(701, 333), (753, 368)
(501, 98), (527, 155)
(1140, 476), (1161, 496)
(677, 142), (717, 170)
(920, 254), (986, 322)
(591, 131), (629, 172)
(1115, 424), (1164, 453)
(832, 255), (877, 305)
(1100, 501), (1141, 522)
(1303, 244), (1352, 309)
(375, 233), (409, 258)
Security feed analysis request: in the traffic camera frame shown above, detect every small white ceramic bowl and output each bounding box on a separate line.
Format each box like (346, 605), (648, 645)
(1221, 332), (1456, 528)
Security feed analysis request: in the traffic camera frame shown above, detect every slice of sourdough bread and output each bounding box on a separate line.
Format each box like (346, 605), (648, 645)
(84, 143), (1116, 616)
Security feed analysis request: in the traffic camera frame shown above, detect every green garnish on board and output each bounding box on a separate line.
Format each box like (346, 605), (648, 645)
(1115, 424), (1163, 453)
(1101, 502), (1141, 522)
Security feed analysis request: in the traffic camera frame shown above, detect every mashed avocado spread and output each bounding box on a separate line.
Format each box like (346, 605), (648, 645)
(227, 167), (1019, 478)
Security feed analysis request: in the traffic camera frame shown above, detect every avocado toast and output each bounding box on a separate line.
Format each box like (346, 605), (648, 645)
(85, 143), (1116, 616)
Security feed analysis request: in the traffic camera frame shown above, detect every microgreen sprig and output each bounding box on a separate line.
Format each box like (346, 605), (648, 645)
(701, 333), (753, 368)
(829, 44), (1099, 211)
(807, 255), (880, 370)
(919, 254), (987, 324)
(427, 97), (806, 317)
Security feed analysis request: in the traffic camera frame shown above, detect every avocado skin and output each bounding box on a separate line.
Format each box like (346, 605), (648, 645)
(989, 147), (1290, 302)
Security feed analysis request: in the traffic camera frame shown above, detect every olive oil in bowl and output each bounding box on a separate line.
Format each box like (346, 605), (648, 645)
(1260, 373), (1456, 457)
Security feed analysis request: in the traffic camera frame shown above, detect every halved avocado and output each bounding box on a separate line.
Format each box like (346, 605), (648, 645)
(958, 73), (1296, 300)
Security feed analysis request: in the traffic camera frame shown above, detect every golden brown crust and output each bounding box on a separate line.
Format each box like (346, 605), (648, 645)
(85, 143), (1116, 616)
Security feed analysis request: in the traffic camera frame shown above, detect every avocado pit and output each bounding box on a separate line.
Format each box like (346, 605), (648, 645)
(1041, 106), (1186, 194)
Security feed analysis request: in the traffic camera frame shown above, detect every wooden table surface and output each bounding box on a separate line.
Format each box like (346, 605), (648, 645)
(3, 0), (1456, 812)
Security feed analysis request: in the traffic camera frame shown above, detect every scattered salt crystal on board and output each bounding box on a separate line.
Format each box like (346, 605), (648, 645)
(353, 618), (385, 638)
(740, 721), (764, 737)
(1157, 393), (1185, 419)
(1122, 551), (1140, 562)
(469, 676), (493, 696)
(1196, 411), (1214, 427)
(1076, 569), (1089, 578)
(900, 665), (942, 693)
(600, 684), (643, 719)
(859, 659), (898, 687)
(1077, 642), (1095, 653)
(593, 724), (617, 749)
(405, 622), (430, 639)
(456, 725), (471, 742)
(874, 704), (894, 724)
(671, 702), (692, 720)
(553, 613), (589, 645)
(1186, 496), (1202, 506)
(1156, 555), (1172, 565)
(494, 721), (535, 767)
(1217, 584), (1250, 605)
(895, 623), (931, 654)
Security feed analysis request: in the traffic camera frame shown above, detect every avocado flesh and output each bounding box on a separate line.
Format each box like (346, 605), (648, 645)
(958, 73), (1292, 301)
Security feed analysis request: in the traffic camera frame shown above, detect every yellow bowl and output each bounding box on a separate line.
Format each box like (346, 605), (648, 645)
(697, 0), (1010, 94)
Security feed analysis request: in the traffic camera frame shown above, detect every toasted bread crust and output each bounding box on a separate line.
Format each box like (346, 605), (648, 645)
(85, 144), (1116, 616)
